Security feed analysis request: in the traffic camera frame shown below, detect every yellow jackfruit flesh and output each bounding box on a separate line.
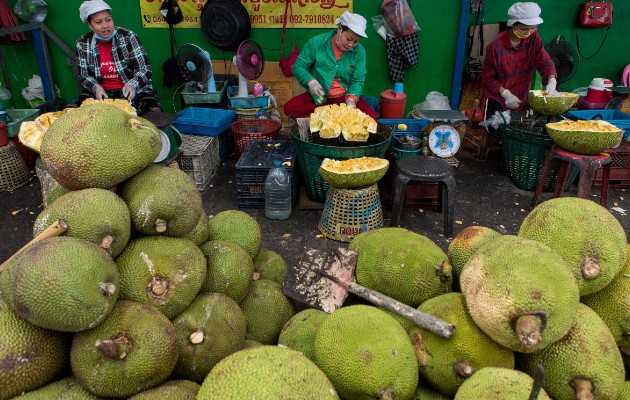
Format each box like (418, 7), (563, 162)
(309, 104), (378, 141)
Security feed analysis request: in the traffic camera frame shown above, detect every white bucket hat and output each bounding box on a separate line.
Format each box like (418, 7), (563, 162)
(507, 2), (544, 27)
(335, 11), (368, 38)
(79, 0), (112, 23)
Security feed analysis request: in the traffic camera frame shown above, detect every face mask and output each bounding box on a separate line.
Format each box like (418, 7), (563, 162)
(512, 28), (532, 40)
(335, 30), (352, 52)
(95, 29), (117, 41)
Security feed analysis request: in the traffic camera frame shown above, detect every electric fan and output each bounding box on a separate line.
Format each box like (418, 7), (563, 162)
(545, 36), (579, 89)
(176, 43), (216, 93)
(233, 39), (265, 97)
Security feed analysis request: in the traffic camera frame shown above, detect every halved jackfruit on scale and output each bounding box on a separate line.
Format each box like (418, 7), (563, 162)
(319, 156), (389, 188)
(309, 103), (378, 141)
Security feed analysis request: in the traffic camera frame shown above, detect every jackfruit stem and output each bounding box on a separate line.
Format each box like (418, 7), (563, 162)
(514, 314), (542, 348)
(149, 276), (168, 297)
(95, 336), (131, 360)
(252, 271), (261, 281)
(154, 219), (167, 233)
(189, 329), (204, 345)
(453, 360), (474, 378)
(378, 388), (394, 400)
(572, 378), (594, 400)
(129, 118), (148, 130)
(99, 282), (116, 298)
(437, 260), (453, 283)
(580, 256), (601, 280)
(100, 234), (114, 251)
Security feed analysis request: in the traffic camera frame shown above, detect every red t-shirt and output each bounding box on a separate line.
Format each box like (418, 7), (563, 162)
(97, 41), (123, 90)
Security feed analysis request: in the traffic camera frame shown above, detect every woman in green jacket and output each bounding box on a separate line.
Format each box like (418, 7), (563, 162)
(284, 11), (377, 119)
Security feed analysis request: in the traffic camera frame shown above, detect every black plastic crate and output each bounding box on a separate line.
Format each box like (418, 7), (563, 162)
(235, 140), (297, 208)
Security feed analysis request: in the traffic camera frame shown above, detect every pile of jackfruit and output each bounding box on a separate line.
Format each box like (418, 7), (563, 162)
(309, 103), (377, 142)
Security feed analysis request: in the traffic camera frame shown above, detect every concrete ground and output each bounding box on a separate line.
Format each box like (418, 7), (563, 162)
(2, 142), (629, 269)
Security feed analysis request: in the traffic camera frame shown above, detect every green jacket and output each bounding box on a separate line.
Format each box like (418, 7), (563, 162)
(292, 31), (366, 104)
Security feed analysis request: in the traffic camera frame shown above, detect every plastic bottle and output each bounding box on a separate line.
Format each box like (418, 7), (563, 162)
(0, 104), (12, 124)
(0, 83), (13, 110)
(253, 82), (264, 97)
(265, 159), (292, 220)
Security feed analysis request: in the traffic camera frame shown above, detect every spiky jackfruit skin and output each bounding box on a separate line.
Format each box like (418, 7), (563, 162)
(40, 103), (161, 190)
(171, 293), (247, 383)
(519, 303), (625, 400)
(116, 236), (207, 319)
(411, 293), (514, 396)
(120, 165), (204, 237)
(197, 346), (339, 399)
(318, 157), (389, 188)
(620, 381), (630, 400)
(207, 210), (262, 259)
(314, 305), (418, 400)
(128, 380), (200, 400)
(14, 376), (104, 400)
(253, 248), (288, 285)
(33, 188), (131, 257)
(199, 240), (254, 304)
(71, 300), (178, 398)
(44, 180), (71, 206)
(519, 197), (627, 296)
(0, 299), (70, 400)
(183, 212), (209, 246)
(278, 308), (328, 361)
(460, 235), (579, 353)
(453, 367), (552, 400)
(581, 245), (630, 349)
(349, 228), (452, 307)
(0, 236), (119, 332)
(240, 279), (296, 345)
(447, 226), (500, 283)
(411, 386), (452, 400)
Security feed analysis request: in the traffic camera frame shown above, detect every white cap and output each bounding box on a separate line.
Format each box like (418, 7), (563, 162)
(79, 0), (112, 23)
(507, 2), (543, 27)
(335, 11), (367, 38)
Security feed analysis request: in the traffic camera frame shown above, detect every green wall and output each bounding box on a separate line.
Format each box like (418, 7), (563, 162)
(2, 0), (627, 114)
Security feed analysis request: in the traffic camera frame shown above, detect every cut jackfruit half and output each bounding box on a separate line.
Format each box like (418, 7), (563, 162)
(319, 157), (389, 188)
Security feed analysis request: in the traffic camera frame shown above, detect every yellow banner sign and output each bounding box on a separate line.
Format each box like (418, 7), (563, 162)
(140, 0), (353, 29)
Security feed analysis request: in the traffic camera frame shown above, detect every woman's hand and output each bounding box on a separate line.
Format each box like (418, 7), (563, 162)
(307, 79), (325, 98)
(95, 87), (108, 100)
(122, 83), (136, 102)
(501, 89), (522, 109)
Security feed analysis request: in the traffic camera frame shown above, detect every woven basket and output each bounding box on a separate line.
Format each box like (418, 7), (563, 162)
(0, 141), (32, 191)
(231, 119), (282, 156)
(232, 105), (275, 121)
(318, 184), (383, 242)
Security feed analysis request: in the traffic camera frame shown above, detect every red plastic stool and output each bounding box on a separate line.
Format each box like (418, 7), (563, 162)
(530, 145), (612, 209)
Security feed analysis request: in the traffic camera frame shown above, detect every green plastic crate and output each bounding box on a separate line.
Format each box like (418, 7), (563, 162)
(6, 109), (39, 138)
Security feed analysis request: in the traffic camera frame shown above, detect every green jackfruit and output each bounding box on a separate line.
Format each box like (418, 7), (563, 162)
(33, 188), (131, 257)
(199, 240), (254, 304)
(447, 225), (500, 287)
(14, 376), (105, 400)
(71, 300), (178, 398)
(171, 293), (247, 383)
(0, 299), (70, 400)
(40, 103), (161, 190)
(183, 212), (209, 246)
(197, 346), (339, 399)
(240, 279), (296, 344)
(278, 308), (328, 361)
(207, 210), (262, 259)
(120, 165), (204, 237)
(116, 236), (207, 319)
(454, 367), (552, 399)
(0, 236), (119, 332)
(314, 305), (418, 400)
(253, 248), (288, 285)
(128, 380), (200, 400)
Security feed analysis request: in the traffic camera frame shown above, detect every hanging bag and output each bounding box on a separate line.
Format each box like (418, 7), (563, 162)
(279, 0), (299, 77)
(575, 1), (613, 59)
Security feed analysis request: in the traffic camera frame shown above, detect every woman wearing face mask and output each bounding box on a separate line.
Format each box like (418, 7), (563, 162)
(480, 2), (557, 126)
(284, 11), (377, 119)
(71, 0), (161, 115)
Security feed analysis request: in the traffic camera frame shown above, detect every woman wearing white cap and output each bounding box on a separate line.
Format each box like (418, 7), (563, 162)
(71, 0), (161, 115)
(284, 11), (377, 119)
(480, 2), (557, 125)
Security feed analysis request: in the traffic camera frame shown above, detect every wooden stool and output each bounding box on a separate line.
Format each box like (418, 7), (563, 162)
(390, 155), (456, 238)
(530, 145), (612, 209)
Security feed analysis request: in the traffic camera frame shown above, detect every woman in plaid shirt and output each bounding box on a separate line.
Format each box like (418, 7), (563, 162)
(480, 2), (557, 130)
(284, 11), (377, 119)
(70, 0), (161, 116)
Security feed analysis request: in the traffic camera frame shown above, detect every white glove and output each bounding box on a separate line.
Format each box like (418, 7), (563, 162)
(94, 86), (108, 100)
(307, 79), (325, 98)
(122, 83), (136, 101)
(501, 89), (522, 109)
(346, 97), (357, 108)
(545, 78), (560, 97)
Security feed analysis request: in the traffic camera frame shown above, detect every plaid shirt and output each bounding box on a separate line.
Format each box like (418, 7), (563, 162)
(76, 27), (154, 95)
(292, 31), (366, 103)
(481, 31), (556, 110)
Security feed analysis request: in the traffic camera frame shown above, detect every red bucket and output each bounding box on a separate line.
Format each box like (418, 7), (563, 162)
(0, 123), (8, 147)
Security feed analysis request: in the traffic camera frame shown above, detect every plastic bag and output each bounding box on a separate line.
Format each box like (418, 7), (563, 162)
(371, 15), (392, 40)
(13, 0), (48, 23)
(417, 91), (450, 111)
(381, 0), (420, 37)
(479, 110), (511, 130)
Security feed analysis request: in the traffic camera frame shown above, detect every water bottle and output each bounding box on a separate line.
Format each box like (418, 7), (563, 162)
(0, 83), (13, 110)
(0, 103), (12, 124)
(265, 159), (292, 220)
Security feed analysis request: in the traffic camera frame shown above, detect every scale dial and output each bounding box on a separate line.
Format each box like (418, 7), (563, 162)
(428, 125), (461, 158)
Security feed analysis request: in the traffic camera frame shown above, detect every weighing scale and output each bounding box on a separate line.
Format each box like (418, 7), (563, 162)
(428, 125), (461, 158)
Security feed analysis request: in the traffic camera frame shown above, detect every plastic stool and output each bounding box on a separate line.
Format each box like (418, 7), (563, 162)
(530, 145), (612, 209)
(390, 155), (456, 237)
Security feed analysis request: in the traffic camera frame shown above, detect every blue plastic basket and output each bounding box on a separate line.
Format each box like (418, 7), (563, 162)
(172, 107), (236, 136)
(567, 109), (630, 138)
(377, 118), (431, 141)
